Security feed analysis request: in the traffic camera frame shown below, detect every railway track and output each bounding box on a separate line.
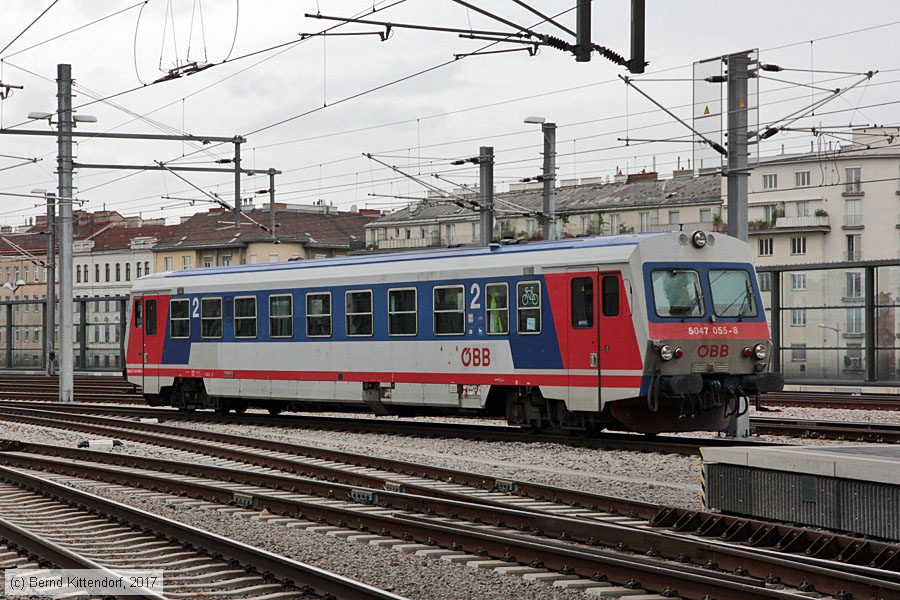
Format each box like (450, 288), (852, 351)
(0, 400), (781, 456)
(763, 391), (900, 411)
(752, 416), (900, 443)
(0, 464), (405, 600)
(0, 406), (898, 599)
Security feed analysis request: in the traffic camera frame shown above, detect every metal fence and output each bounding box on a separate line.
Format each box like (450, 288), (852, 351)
(757, 261), (900, 385)
(0, 296), (127, 372)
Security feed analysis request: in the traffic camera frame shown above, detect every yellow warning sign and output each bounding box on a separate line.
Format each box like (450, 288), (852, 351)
(703, 105), (710, 115)
(739, 99), (745, 108)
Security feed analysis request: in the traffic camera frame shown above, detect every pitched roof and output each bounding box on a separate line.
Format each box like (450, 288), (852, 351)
(367, 174), (722, 226)
(87, 224), (175, 252)
(154, 208), (377, 251)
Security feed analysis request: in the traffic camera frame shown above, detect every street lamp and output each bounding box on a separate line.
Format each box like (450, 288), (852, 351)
(31, 188), (56, 376)
(818, 324), (841, 378)
(524, 116), (557, 240)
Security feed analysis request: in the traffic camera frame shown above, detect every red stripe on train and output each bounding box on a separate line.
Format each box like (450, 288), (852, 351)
(127, 368), (642, 389)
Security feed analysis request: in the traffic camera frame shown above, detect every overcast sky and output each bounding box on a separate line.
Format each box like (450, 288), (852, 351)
(1, 1), (899, 227)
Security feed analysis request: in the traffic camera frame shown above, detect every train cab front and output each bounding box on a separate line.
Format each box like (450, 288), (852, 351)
(611, 233), (783, 434)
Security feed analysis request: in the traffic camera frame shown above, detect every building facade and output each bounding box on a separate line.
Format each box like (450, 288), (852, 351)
(365, 171), (722, 249)
(153, 205), (377, 272)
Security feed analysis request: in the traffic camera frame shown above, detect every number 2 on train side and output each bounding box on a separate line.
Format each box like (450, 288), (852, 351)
(469, 283), (481, 309)
(192, 297), (200, 318)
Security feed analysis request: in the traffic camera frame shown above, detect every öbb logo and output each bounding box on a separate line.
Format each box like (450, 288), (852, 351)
(461, 347), (491, 367)
(697, 344), (729, 358)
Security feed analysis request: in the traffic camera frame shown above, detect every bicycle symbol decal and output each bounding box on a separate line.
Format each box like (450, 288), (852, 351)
(520, 286), (539, 307)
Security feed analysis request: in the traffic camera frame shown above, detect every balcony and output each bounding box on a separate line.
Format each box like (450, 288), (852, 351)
(773, 215), (830, 229)
(376, 236), (443, 250)
(842, 214), (863, 229)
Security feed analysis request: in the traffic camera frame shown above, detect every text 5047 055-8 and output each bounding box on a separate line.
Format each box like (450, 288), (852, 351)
(687, 326), (740, 336)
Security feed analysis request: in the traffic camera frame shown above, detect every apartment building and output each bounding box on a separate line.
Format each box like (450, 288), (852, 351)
(365, 171), (722, 249)
(739, 127), (900, 382)
(152, 204), (377, 272)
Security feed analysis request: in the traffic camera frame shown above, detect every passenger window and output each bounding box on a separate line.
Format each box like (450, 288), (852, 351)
(269, 294), (293, 338)
(234, 296), (257, 338)
(485, 283), (509, 335)
(517, 281), (542, 334)
(602, 276), (620, 317)
(433, 285), (465, 335)
(169, 299), (190, 338)
(571, 278), (594, 328)
(306, 292), (332, 337)
(346, 290), (373, 336)
(201, 298), (223, 338)
(388, 288), (417, 336)
(145, 300), (157, 336)
(134, 300), (143, 328)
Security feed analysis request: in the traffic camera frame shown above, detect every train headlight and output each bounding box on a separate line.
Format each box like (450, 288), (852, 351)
(753, 343), (768, 360)
(674, 347), (684, 359)
(742, 347), (754, 358)
(659, 344), (675, 361)
(691, 230), (708, 248)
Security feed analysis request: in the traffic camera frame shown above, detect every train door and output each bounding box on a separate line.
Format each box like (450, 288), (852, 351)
(566, 269), (600, 410)
(597, 272), (637, 393)
(131, 294), (161, 391)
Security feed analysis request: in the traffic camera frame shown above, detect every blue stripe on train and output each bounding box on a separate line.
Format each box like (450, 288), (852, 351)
(161, 274), (564, 370)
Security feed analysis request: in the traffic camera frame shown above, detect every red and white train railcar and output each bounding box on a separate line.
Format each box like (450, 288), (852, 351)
(126, 231), (782, 434)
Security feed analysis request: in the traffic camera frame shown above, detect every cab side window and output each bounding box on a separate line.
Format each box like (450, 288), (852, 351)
(602, 276), (620, 317)
(145, 299), (157, 336)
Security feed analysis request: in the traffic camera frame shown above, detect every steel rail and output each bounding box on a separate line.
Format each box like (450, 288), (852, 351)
(752, 417), (900, 442)
(0, 465), (407, 600)
(0, 516), (167, 600)
(2, 440), (897, 599)
(0, 451), (867, 600)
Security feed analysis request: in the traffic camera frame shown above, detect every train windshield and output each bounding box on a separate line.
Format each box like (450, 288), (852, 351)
(709, 269), (758, 319)
(651, 270), (705, 318)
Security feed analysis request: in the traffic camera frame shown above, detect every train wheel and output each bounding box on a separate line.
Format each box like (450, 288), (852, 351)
(233, 401), (248, 415)
(267, 406), (283, 416)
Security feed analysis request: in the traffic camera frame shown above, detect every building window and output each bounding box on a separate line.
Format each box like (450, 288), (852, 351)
(249, 254), (258, 264)
(762, 173), (778, 190)
(639, 211), (654, 232)
(846, 234), (861, 261)
(345, 290), (373, 337)
(222, 256), (232, 267)
(758, 237), (773, 257)
(268, 253), (278, 263)
(269, 294), (293, 338)
(388, 288), (417, 336)
(795, 171), (810, 187)
(846, 272), (862, 299)
(203, 256), (214, 268)
(234, 296), (257, 338)
(845, 167), (861, 193)
(699, 208), (712, 223)
(609, 213), (622, 233)
(182, 256), (191, 270)
(103, 263), (109, 282)
(758, 272), (772, 292)
(668, 210), (680, 226)
(200, 298), (223, 338)
(571, 277), (594, 329)
(115, 263), (121, 282)
(76, 266), (81, 283)
(790, 236), (806, 255)
(790, 273), (806, 291)
(791, 343), (807, 362)
(164, 257), (173, 271)
(171, 299), (192, 338)
(845, 198), (862, 226)
(517, 281), (542, 334)
(145, 261), (150, 274)
(485, 283), (509, 335)
(433, 285), (465, 335)
(796, 201), (810, 218)
(136, 262), (142, 278)
(846, 307), (863, 335)
(791, 308), (807, 327)
(125, 263), (131, 281)
(306, 292), (332, 337)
